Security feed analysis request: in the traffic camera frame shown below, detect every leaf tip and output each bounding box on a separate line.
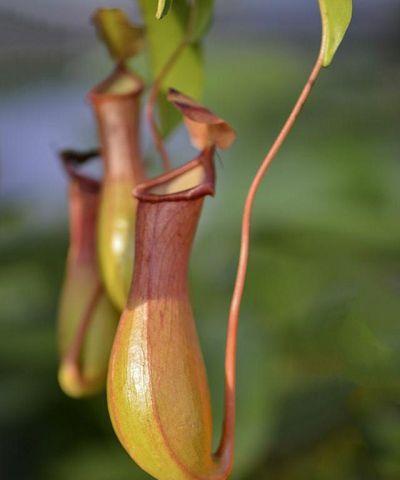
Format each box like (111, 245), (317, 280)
(156, 0), (172, 20)
(318, 0), (353, 67)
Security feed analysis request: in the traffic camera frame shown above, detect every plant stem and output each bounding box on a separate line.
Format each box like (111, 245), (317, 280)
(219, 54), (323, 463)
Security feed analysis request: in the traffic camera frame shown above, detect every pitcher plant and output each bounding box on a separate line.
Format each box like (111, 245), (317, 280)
(108, 92), (236, 479)
(90, 66), (145, 311)
(56, 0), (353, 477)
(106, 0), (353, 478)
(57, 150), (119, 398)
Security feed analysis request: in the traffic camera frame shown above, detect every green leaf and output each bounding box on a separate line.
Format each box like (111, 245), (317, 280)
(156, 0), (174, 20)
(93, 9), (145, 63)
(138, 0), (203, 135)
(318, 0), (353, 67)
(156, 0), (214, 41)
(190, 0), (215, 42)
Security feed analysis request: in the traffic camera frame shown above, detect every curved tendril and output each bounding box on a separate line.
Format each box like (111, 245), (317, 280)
(219, 53), (323, 462)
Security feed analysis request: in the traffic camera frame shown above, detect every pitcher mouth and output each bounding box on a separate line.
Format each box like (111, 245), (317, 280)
(89, 65), (144, 103)
(134, 148), (216, 203)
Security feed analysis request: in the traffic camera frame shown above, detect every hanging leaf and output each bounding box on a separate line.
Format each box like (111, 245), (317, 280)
(93, 8), (145, 63)
(318, 0), (353, 67)
(138, 0), (203, 135)
(168, 88), (236, 150)
(190, 0), (215, 42)
(156, 0), (215, 43)
(156, 0), (174, 19)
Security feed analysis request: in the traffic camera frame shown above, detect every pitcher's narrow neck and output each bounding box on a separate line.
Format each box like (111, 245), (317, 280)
(68, 182), (99, 262)
(128, 149), (216, 306)
(132, 198), (204, 303)
(90, 67), (144, 182)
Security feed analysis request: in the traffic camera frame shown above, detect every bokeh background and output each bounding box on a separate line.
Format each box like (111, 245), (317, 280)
(1, 1), (400, 479)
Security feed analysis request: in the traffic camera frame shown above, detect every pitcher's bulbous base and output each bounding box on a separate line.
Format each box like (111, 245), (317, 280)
(108, 300), (216, 480)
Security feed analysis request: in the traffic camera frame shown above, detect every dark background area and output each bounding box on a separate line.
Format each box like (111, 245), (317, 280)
(1, 1), (400, 479)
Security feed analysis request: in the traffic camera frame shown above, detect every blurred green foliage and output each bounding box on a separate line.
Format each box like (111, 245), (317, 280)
(1, 44), (400, 480)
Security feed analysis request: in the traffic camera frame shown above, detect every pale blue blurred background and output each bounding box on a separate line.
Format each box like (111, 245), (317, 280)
(1, 2), (400, 479)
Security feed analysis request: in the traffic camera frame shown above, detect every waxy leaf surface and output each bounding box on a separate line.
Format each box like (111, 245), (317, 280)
(318, 0), (352, 66)
(156, 0), (214, 41)
(156, 0), (173, 19)
(138, 0), (203, 135)
(190, 0), (215, 42)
